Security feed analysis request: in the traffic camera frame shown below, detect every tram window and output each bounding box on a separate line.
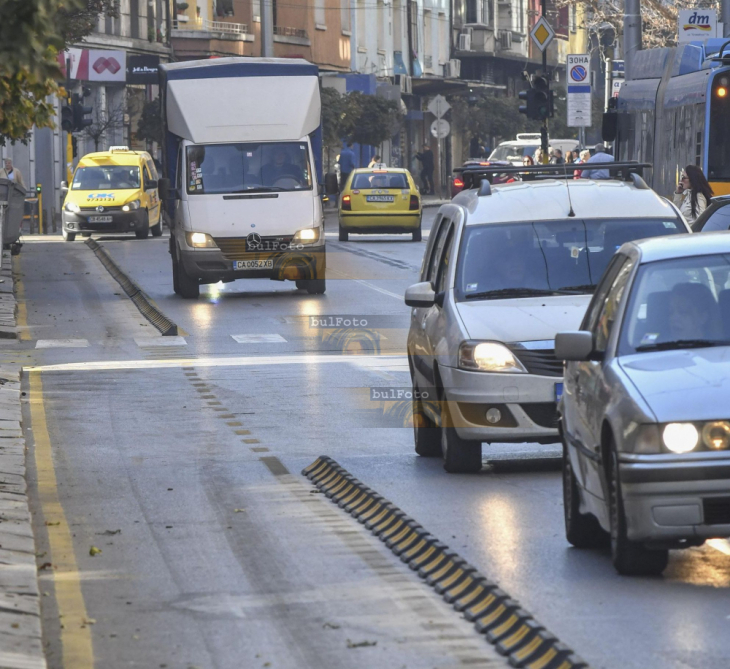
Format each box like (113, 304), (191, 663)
(696, 131), (702, 166)
(709, 78), (730, 179)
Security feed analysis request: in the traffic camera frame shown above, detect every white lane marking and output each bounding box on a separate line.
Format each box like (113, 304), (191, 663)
(231, 334), (287, 344)
(134, 336), (188, 347)
(327, 268), (404, 301)
(707, 538), (730, 555)
(36, 339), (90, 349)
(26, 353), (406, 373)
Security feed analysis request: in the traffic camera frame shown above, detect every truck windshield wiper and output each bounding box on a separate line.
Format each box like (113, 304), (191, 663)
(465, 287), (560, 300)
(635, 339), (730, 352)
(236, 186), (286, 193)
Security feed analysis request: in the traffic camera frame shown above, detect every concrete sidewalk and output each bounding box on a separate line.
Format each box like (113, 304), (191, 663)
(0, 253), (46, 669)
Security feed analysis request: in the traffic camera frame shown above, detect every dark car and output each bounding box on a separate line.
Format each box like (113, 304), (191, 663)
(450, 160), (514, 198)
(691, 195), (730, 232)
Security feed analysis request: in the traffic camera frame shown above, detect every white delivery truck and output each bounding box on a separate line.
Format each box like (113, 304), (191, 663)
(158, 58), (326, 298)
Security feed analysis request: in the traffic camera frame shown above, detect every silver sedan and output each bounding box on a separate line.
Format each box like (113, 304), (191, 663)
(556, 232), (730, 575)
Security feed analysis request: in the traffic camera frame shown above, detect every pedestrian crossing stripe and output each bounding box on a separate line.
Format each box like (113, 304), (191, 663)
(36, 339), (90, 348)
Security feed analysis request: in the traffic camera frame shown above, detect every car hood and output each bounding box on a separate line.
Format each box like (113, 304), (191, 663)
(620, 347), (730, 422)
(455, 295), (592, 343)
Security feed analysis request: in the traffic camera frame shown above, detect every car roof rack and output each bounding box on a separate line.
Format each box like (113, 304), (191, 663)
(454, 161), (651, 182)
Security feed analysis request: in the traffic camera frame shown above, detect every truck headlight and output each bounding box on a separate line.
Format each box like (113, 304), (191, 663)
(293, 227), (321, 244)
(122, 199), (141, 212)
(662, 423), (699, 454)
(65, 202), (80, 213)
(186, 232), (218, 248)
(458, 341), (527, 373)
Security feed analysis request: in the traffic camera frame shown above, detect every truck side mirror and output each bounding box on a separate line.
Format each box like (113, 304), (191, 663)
(158, 178), (177, 200)
(146, 179), (159, 190)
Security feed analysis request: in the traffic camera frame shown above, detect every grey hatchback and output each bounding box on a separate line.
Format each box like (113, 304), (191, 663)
(556, 232), (730, 575)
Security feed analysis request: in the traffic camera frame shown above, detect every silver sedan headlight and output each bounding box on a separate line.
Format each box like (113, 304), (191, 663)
(662, 423), (700, 454)
(458, 341), (527, 373)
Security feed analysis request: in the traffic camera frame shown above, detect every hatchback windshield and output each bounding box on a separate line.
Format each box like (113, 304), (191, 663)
(455, 218), (684, 301)
(186, 142), (312, 195)
(352, 172), (408, 189)
(488, 145), (539, 162)
(619, 254), (730, 354)
(72, 165), (140, 190)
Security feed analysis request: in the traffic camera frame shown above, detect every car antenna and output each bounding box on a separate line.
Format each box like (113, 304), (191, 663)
(562, 162), (576, 217)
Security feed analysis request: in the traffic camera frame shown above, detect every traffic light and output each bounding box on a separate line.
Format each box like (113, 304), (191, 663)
(532, 75), (552, 120)
(71, 135), (78, 158)
(518, 87), (537, 119)
(72, 93), (93, 132)
(61, 104), (73, 132)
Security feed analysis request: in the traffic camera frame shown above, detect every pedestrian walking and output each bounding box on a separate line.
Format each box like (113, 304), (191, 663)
(533, 148), (544, 165)
(415, 144), (435, 194)
(0, 158), (26, 190)
(565, 151), (576, 164)
(673, 165), (713, 224)
(368, 154), (387, 169)
(579, 143), (614, 180)
(573, 149), (591, 179)
(338, 143), (357, 190)
(549, 149), (565, 165)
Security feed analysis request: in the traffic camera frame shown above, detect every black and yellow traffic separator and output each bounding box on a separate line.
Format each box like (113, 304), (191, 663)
(302, 457), (591, 669)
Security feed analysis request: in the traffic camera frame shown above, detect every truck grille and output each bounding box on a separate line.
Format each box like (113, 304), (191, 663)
(213, 236), (295, 259)
(520, 403), (560, 429)
(703, 497), (730, 525)
(508, 346), (563, 377)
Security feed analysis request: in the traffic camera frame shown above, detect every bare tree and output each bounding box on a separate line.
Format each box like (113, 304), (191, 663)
(83, 103), (125, 152)
(557, 0), (720, 52)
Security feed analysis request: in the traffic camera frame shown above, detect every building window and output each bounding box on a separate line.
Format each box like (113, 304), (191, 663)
(393, 0), (403, 50)
(315, 0), (326, 27)
(342, 0), (351, 32)
(423, 10), (432, 67)
(466, 0), (477, 23)
(410, 1), (419, 53)
(570, 4), (577, 32)
(357, 0), (366, 47)
(130, 0), (139, 38)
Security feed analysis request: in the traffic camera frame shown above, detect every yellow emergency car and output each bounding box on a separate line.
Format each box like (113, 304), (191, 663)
(61, 146), (162, 241)
(338, 168), (422, 241)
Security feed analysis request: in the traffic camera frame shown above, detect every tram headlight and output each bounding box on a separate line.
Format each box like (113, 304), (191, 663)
(717, 86), (728, 98)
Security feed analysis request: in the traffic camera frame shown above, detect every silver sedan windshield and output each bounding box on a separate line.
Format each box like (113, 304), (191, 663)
(618, 253), (730, 354)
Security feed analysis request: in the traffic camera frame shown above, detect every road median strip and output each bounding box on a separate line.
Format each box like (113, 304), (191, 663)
(84, 239), (178, 336)
(303, 456), (590, 669)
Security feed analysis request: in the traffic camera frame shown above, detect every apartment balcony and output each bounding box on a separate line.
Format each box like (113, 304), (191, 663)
(273, 26), (311, 46)
(171, 16), (254, 58)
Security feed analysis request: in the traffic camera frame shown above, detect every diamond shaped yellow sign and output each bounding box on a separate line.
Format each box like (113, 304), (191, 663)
(530, 16), (555, 52)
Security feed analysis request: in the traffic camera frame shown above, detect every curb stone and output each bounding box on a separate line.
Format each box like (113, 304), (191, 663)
(0, 252), (47, 669)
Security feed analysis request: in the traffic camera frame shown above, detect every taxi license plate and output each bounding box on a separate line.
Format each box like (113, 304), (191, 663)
(233, 260), (273, 270)
(88, 215), (112, 223)
(366, 195), (394, 202)
(555, 382), (564, 403)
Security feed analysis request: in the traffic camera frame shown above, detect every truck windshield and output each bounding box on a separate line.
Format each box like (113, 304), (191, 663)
(72, 166), (140, 190)
(186, 142), (312, 195)
(454, 218), (684, 302)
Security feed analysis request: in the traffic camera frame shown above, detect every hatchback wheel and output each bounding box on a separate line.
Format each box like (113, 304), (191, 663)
(412, 225), (422, 242)
(412, 382), (440, 457)
(440, 396), (481, 473)
(338, 225), (349, 242)
(563, 440), (608, 548)
(608, 449), (668, 576)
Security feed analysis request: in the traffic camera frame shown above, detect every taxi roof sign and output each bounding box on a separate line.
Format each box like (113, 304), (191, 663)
(530, 17), (555, 53)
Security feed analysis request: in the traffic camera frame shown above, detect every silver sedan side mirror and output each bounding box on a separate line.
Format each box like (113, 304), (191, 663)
(555, 331), (595, 361)
(405, 282), (436, 308)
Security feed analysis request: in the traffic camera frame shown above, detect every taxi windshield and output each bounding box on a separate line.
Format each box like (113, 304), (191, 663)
(72, 165), (140, 190)
(455, 218), (684, 302)
(352, 173), (408, 189)
(186, 142), (312, 195)
(619, 254), (730, 354)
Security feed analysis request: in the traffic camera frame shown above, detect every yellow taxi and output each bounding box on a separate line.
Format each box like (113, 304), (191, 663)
(338, 168), (422, 241)
(61, 146), (162, 242)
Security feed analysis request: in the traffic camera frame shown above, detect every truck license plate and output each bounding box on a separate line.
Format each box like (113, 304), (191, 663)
(89, 215), (112, 223)
(366, 195), (394, 202)
(233, 259), (273, 270)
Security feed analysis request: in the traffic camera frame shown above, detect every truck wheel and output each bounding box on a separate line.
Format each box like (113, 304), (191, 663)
(302, 279), (326, 295)
(412, 225), (422, 242)
(440, 394), (482, 473)
(608, 449), (668, 575)
(150, 219), (163, 237)
(413, 381), (441, 457)
(563, 441), (608, 548)
(173, 248), (199, 298)
(62, 229), (76, 242)
(135, 211), (150, 239)
(338, 225), (349, 242)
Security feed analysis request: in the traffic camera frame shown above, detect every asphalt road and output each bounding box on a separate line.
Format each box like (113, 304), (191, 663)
(17, 211), (730, 669)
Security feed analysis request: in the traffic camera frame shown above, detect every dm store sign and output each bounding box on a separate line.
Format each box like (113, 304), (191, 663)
(678, 9), (718, 42)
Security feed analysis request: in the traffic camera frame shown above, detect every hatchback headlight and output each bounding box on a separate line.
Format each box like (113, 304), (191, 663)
(662, 423), (700, 454)
(186, 232), (218, 248)
(458, 341), (527, 373)
(293, 227), (321, 244)
(122, 199), (141, 212)
(65, 202), (80, 213)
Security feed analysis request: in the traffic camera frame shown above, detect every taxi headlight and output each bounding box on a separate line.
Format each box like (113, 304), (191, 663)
(293, 227), (321, 244)
(186, 232), (218, 248)
(122, 199), (140, 212)
(702, 421), (730, 450)
(662, 423), (699, 454)
(65, 202), (81, 213)
(458, 341), (527, 373)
